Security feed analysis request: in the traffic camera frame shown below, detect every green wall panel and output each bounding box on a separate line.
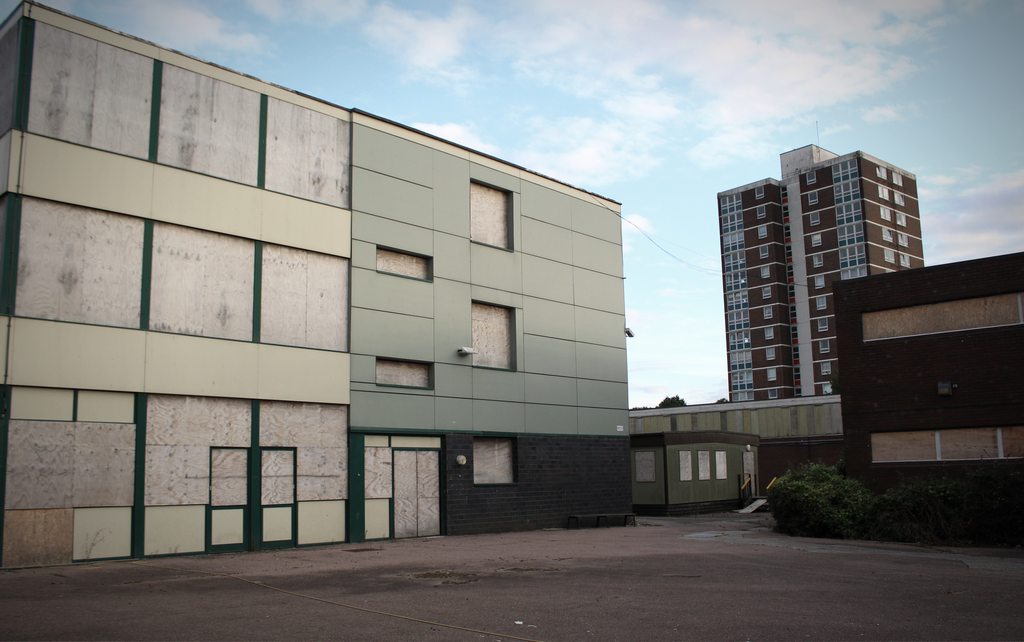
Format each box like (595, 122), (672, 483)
(572, 232), (623, 278)
(572, 199), (621, 244)
(470, 243), (522, 294)
(522, 255), (573, 302)
(521, 217), (572, 263)
(521, 181), (572, 229)
(351, 211), (433, 256)
(432, 232), (470, 282)
(350, 390), (435, 430)
(523, 334), (577, 378)
(572, 267), (624, 314)
(353, 124), (432, 187)
(578, 407), (627, 436)
(574, 307), (626, 349)
(435, 396), (473, 431)
(350, 239), (376, 271)
(525, 373), (577, 406)
(472, 399), (524, 433)
(469, 163), (519, 193)
(433, 279), (471, 366)
(524, 403), (578, 435)
(523, 297), (575, 341)
(575, 342), (628, 383)
(472, 368), (524, 403)
(350, 307), (434, 362)
(351, 267), (434, 318)
(349, 354), (376, 384)
(432, 150), (469, 237)
(352, 168), (432, 229)
(577, 379), (628, 410)
(433, 363), (472, 398)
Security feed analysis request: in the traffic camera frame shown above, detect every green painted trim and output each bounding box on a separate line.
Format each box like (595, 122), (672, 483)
(248, 400), (261, 549)
(131, 393), (147, 558)
(0, 386), (10, 566)
(207, 447), (250, 553)
(139, 220), (153, 330)
(348, 426), (629, 440)
(1, 196), (22, 315)
(71, 390), (78, 422)
(256, 94), (267, 188)
(439, 435), (448, 535)
(252, 242), (262, 342)
(148, 60), (162, 162)
(12, 18), (33, 131)
(347, 432), (364, 543)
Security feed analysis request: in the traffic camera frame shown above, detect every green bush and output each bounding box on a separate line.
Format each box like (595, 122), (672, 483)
(768, 463), (875, 539)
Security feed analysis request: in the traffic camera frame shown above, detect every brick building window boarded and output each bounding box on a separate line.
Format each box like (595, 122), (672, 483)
(862, 293), (1022, 341)
(470, 183), (510, 249)
(474, 438), (514, 484)
(376, 359), (431, 388)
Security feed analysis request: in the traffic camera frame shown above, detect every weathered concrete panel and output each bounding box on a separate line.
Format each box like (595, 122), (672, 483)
(261, 244), (348, 351)
(470, 182), (509, 248)
(261, 450), (294, 505)
(158, 64), (260, 185)
(17, 199), (143, 328)
(30, 24), (151, 158)
(145, 444), (209, 506)
(150, 223), (254, 341)
(364, 446), (392, 499)
(73, 423), (134, 507)
(376, 247), (429, 279)
(376, 359), (430, 387)
(472, 302), (512, 369)
(3, 508), (73, 567)
(146, 395), (250, 448)
(210, 448), (247, 506)
(265, 98), (350, 207)
(5, 420), (73, 509)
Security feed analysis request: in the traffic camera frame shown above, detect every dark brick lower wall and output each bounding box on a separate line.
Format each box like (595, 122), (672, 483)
(758, 435), (845, 482)
(444, 433), (631, 535)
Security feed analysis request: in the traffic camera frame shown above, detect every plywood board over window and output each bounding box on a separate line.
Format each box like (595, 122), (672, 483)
(871, 430), (936, 462)
(862, 293), (1022, 341)
(939, 428), (998, 460)
(264, 98), (350, 207)
(261, 244), (348, 351)
(376, 248), (430, 280)
(473, 437), (514, 484)
(470, 182), (509, 248)
(376, 359), (430, 388)
(472, 303), (513, 369)
(634, 450), (655, 482)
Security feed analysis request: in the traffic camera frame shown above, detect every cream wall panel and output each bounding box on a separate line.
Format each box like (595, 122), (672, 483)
(18, 199), (143, 328)
(261, 245), (348, 351)
(76, 391), (135, 423)
(391, 436), (441, 449)
(73, 423), (135, 507)
(263, 506), (292, 541)
(144, 333), (258, 399)
(145, 444), (209, 505)
(5, 421), (73, 509)
(364, 435), (389, 447)
(256, 345), (350, 404)
(260, 190), (351, 258)
(210, 449), (248, 506)
(211, 509), (245, 545)
(73, 506), (131, 560)
(147, 395), (250, 447)
(30, 24), (151, 159)
(151, 164), (262, 239)
(150, 223), (254, 341)
(144, 505), (205, 555)
(364, 446), (392, 499)
(10, 387), (73, 421)
(265, 98), (350, 208)
(298, 500), (346, 545)
(261, 450), (295, 505)
(364, 498), (390, 539)
(158, 64), (260, 185)
(3, 508), (73, 567)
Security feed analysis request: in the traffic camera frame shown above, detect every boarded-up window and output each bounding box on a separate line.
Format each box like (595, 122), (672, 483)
(17, 199), (143, 328)
(264, 98), (350, 207)
(939, 428), (998, 460)
(30, 24), (152, 158)
(150, 224), (254, 341)
(472, 302), (513, 369)
(210, 448), (247, 506)
(1003, 427), (1024, 458)
(715, 451), (728, 480)
(470, 182), (510, 248)
(376, 359), (431, 388)
(871, 431), (936, 462)
(473, 437), (514, 484)
(376, 248), (430, 280)
(158, 64), (260, 185)
(260, 244), (348, 351)
(862, 293), (1022, 341)
(634, 451), (656, 483)
(678, 450), (692, 482)
(261, 449), (295, 505)
(697, 451), (711, 480)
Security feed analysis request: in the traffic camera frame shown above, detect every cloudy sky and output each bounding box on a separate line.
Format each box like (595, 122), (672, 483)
(17, 0), (1024, 406)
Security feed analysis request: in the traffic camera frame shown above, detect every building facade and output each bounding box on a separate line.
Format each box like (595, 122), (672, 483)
(0, 3), (630, 567)
(718, 145), (923, 402)
(834, 252), (1024, 490)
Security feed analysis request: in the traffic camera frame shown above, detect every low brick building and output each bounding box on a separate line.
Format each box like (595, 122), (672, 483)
(834, 251), (1024, 490)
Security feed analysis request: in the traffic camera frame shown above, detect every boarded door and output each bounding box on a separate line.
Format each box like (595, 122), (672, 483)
(393, 450), (440, 538)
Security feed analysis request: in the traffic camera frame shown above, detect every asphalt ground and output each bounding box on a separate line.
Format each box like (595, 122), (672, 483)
(1, 512), (1022, 641)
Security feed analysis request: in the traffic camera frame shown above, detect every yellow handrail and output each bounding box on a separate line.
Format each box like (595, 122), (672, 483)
(765, 476), (779, 490)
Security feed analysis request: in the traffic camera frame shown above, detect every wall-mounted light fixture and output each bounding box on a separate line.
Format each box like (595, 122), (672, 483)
(625, 327), (635, 338)
(457, 346), (478, 355)
(455, 455), (468, 466)
(937, 380), (957, 397)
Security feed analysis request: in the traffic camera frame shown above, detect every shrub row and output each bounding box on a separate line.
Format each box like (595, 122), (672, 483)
(767, 463), (1024, 546)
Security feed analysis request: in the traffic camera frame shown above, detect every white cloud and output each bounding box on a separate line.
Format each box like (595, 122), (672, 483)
(364, 4), (479, 85)
(109, 0), (265, 54)
(409, 122), (501, 156)
(246, 0), (366, 25)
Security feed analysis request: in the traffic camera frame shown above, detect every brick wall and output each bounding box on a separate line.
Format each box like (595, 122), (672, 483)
(444, 433), (631, 534)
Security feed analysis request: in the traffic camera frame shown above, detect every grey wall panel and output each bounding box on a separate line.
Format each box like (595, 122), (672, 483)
(351, 307), (434, 362)
(30, 24), (151, 158)
(210, 448), (247, 506)
(145, 444), (209, 505)
(0, 23), (17, 135)
(5, 421), (73, 509)
(576, 343), (628, 383)
(521, 181), (573, 229)
(265, 98), (350, 207)
(522, 255), (573, 302)
(352, 168), (432, 228)
(146, 395), (251, 448)
(364, 446), (392, 499)
(73, 423), (135, 507)
(150, 223), (254, 341)
(523, 297), (575, 341)
(158, 64), (260, 185)
(17, 199), (143, 328)
(261, 244), (348, 351)
(572, 232), (623, 278)
(261, 449), (294, 505)
(522, 217), (572, 263)
(523, 335), (577, 378)
(572, 267), (625, 314)
(352, 124), (432, 187)
(574, 307), (627, 349)
(432, 150), (470, 237)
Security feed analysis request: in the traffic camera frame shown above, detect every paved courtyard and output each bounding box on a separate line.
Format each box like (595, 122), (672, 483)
(1, 513), (1022, 640)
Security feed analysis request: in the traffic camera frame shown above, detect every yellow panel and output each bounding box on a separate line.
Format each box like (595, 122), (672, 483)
(298, 500), (346, 545)
(8, 318), (146, 391)
(20, 133), (154, 216)
(262, 506), (292, 542)
(144, 505), (205, 555)
(391, 436), (441, 449)
(10, 387), (74, 421)
(76, 391), (135, 423)
(73, 506), (131, 560)
(3, 508), (73, 567)
(364, 435), (389, 447)
(364, 498), (390, 540)
(144, 333), (259, 399)
(211, 509), (245, 546)
(257, 344), (350, 404)
(261, 190), (351, 258)
(151, 165), (261, 240)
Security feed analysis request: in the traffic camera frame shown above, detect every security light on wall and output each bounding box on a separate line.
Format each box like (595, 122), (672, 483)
(625, 328), (635, 338)
(458, 346), (478, 355)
